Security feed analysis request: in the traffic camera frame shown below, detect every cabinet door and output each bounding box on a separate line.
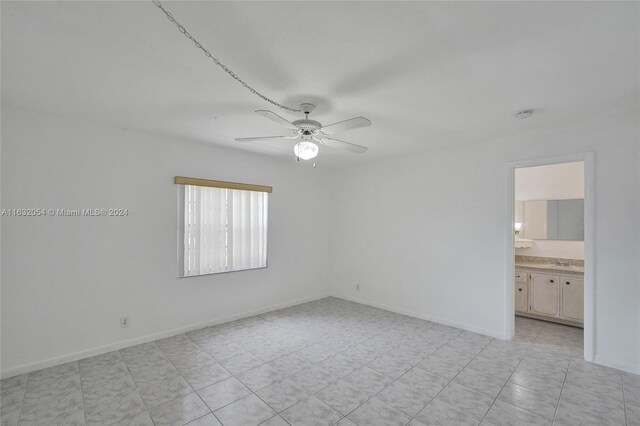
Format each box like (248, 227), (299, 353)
(515, 284), (527, 313)
(530, 274), (559, 317)
(561, 277), (584, 321)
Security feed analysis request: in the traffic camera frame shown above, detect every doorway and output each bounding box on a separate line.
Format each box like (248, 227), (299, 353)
(505, 153), (594, 362)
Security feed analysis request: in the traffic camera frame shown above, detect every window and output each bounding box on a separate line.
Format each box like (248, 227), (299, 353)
(176, 177), (270, 277)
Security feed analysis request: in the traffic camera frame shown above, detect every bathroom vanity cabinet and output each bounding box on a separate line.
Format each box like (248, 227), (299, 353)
(515, 268), (584, 327)
(531, 274), (560, 317)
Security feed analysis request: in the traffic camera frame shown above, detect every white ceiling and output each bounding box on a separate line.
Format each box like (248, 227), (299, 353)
(2, 1), (638, 168)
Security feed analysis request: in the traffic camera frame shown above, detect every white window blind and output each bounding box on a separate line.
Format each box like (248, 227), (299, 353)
(179, 184), (268, 276)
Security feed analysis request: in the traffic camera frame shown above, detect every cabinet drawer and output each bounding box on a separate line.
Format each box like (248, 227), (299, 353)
(515, 284), (528, 313)
(515, 271), (528, 283)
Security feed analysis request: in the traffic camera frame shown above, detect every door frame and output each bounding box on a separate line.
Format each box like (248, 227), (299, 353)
(504, 152), (595, 362)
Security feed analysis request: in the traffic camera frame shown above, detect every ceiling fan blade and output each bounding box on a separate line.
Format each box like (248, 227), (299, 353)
(235, 136), (297, 142)
(255, 110), (299, 130)
(320, 117), (372, 134)
(314, 136), (368, 154)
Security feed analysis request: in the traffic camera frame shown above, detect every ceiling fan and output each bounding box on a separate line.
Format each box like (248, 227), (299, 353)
(235, 103), (372, 160)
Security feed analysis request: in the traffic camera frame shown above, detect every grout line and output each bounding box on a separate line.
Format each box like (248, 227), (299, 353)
(279, 312), (402, 421)
(121, 349), (155, 424)
(212, 410), (224, 425)
(549, 336), (575, 426)
(551, 364), (569, 425)
(315, 327), (484, 424)
(622, 377), (628, 426)
(15, 372), (31, 425)
(412, 338), (499, 425)
(322, 318), (560, 423)
(79, 369), (89, 426)
(318, 325), (452, 420)
(372, 339), (456, 413)
(476, 335), (540, 425)
(105, 409), (150, 426)
(186, 411), (214, 425)
(181, 316), (329, 425)
(10, 301), (587, 426)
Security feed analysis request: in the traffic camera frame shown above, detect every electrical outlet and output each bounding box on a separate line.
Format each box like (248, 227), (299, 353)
(120, 316), (129, 328)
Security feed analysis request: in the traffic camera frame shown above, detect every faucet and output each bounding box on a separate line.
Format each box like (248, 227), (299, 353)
(555, 259), (569, 267)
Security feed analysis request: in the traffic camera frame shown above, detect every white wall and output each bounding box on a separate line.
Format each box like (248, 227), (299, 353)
(330, 112), (640, 373)
(0, 107), (332, 376)
(515, 162), (584, 201)
(2, 108), (639, 376)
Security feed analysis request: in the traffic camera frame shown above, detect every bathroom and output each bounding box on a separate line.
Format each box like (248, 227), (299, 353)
(513, 161), (585, 339)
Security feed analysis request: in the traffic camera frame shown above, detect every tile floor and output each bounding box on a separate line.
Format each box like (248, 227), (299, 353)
(1, 297), (638, 425)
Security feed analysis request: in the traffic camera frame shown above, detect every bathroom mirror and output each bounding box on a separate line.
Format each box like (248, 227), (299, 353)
(515, 199), (584, 241)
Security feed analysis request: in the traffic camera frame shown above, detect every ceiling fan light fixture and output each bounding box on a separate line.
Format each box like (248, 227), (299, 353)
(236, 104), (370, 159)
(294, 141), (319, 160)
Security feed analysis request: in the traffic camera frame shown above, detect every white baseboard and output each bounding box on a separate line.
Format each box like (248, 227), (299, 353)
(6, 292), (638, 378)
(332, 294), (640, 374)
(595, 354), (640, 375)
(1, 293), (329, 379)
(331, 293), (506, 340)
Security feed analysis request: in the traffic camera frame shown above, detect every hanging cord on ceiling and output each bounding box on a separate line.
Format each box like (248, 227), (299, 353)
(151, 0), (301, 113)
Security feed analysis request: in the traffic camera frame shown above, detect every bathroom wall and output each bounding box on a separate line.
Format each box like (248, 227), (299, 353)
(515, 162), (584, 200)
(515, 162), (585, 259)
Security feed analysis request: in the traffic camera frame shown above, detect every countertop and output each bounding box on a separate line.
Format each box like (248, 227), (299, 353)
(515, 255), (584, 275)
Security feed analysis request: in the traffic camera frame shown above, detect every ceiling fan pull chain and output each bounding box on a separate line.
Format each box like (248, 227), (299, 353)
(151, 0), (301, 113)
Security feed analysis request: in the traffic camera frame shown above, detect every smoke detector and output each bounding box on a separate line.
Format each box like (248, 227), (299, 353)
(515, 109), (535, 119)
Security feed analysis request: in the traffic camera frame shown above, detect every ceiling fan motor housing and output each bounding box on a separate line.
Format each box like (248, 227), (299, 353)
(292, 119), (322, 132)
